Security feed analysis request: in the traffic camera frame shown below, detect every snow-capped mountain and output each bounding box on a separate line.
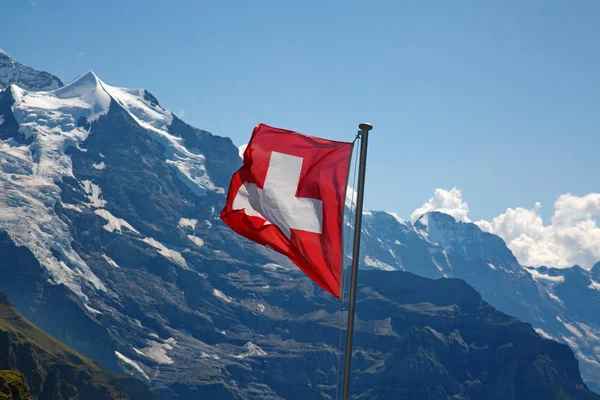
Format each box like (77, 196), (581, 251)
(356, 210), (600, 392)
(1, 70), (226, 300)
(0, 49), (62, 91)
(0, 54), (598, 398)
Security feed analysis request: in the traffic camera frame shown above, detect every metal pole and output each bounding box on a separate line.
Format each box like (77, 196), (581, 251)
(341, 122), (372, 400)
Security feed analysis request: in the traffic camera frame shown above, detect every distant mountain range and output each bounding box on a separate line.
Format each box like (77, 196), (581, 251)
(0, 50), (598, 399)
(356, 210), (600, 392)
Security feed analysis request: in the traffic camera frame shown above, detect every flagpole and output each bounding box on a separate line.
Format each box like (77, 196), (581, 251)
(341, 122), (372, 400)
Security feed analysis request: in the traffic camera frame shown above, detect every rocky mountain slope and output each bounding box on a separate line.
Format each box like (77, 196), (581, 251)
(0, 292), (157, 399)
(351, 272), (597, 400)
(0, 51), (598, 398)
(356, 210), (600, 392)
(0, 49), (62, 91)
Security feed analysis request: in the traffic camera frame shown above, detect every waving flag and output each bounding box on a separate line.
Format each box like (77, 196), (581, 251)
(220, 124), (353, 298)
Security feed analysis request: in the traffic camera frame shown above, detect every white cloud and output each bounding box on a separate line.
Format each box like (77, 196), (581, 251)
(177, 109), (185, 118)
(346, 186), (357, 209)
(411, 188), (600, 270)
(481, 193), (600, 269)
(410, 188), (470, 223)
(238, 143), (248, 159)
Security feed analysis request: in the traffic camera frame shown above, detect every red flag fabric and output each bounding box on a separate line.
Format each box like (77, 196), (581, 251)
(220, 124), (353, 299)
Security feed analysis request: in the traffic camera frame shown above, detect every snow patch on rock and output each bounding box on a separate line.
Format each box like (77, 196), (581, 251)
(578, 323), (600, 341)
(546, 290), (564, 305)
(535, 328), (555, 340)
(92, 161), (105, 170)
(103, 254), (120, 269)
(213, 288), (233, 303)
(115, 351), (149, 380)
(558, 316), (584, 338)
(200, 351), (221, 360)
(364, 256), (395, 271)
(588, 280), (600, 291)
(82, 180), (107, 208)
(142, 237), (187, 267)
(84, 304), (103, 315)
(234, 342), (267, 359)
(62, 203), (83, 212)
(263, 263), (288, 271)
(187, 235), (204, 247)
(385, 211), (405, 225)
(178, 218), (197, 230)
(525, 268), (565, 283)
(95, 209), (139, 233)
(139, 338), (176, 365)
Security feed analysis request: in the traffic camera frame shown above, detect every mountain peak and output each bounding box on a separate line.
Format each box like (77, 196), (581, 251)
(0, 48), (9, 57)
(416, 211), (456, 226)
(73, 70), (100, 84)
(414, 211), (460, 233)
(10, 69), (112, 125)
(412, 210), (522, 270)
(54, 70), (109, 109)
(56, 70), (101, 93)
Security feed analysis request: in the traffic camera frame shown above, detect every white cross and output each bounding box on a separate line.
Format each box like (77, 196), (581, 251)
(233, 151), (323, 238)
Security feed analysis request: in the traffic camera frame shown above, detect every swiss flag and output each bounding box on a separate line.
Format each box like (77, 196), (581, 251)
(220, 124), (353, 299)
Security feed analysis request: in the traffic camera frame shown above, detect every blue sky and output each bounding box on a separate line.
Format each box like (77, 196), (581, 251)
(2, 0), (600, 223)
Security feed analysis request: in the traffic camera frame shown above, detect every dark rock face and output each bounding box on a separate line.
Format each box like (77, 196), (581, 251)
(0, 51), (63, 91)
(0, 293), (157, 400)
(353, 272), (596, 400)
(0, 88), (20, 141)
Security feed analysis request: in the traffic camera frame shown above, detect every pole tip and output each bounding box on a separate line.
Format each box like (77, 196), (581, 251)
(358, 123), (373, 132)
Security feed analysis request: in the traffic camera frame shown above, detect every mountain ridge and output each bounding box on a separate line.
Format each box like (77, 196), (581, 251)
(0, 50), (62, 91)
